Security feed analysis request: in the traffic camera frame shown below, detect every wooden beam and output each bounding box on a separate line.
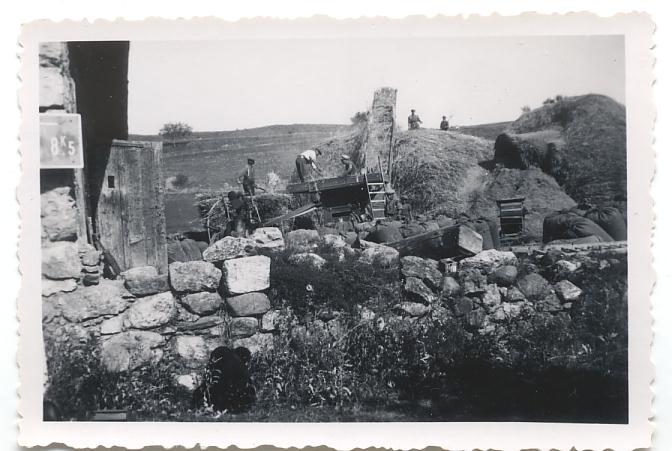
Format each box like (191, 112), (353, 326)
(388, 225), (483, 259)
(286, 173), (384, 194)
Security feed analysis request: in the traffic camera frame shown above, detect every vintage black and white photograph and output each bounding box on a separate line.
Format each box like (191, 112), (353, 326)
(19, 14), (654, 449)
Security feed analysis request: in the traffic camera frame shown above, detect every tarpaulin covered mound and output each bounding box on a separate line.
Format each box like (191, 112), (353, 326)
(392, 129), (493, 216)
(493, 129), (569, 185)
(507, 94), (627, 205)
(469, 167), (577, 241)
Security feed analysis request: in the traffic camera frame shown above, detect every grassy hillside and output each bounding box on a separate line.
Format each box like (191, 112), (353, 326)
(131, 124), (351, 191)
(458, 121), (513, 140)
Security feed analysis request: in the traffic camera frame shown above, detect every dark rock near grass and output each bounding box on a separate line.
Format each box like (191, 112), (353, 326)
(488, 265), (518, 287)
(229, 317), (258, 338)
(123, 266), (170, 297)
(403, 277), (436, 305)
(451, 296), (474, 317)
(226, 292), (271, 317)
(181, 292), (223, 316)
(401, 256), (443, 291)
(516, 273), (553, 301)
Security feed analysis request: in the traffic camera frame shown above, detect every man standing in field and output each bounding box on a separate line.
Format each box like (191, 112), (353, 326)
(295, 148), (323, 182)
(440, 115), (450, 131)
(408, 109), (422, 130)
(237, 158), (257, 196)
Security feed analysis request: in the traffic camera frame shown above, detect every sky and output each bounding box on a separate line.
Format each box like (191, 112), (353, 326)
(127, 35), (624, 134)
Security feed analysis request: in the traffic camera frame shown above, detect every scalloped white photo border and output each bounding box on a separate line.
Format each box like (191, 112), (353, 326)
(17, 14), (654, 450)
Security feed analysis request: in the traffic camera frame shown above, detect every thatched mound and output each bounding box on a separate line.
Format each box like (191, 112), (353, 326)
(494, 129), (569, 185)
(507, 94), (626, 204)
(469, 167), (577, 241)
(391, 129), (493, 215)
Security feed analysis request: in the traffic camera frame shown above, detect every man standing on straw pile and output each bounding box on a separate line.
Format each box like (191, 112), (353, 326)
(408, 109), (422, 130)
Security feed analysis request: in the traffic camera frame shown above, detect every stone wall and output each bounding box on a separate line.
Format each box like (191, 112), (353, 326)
(42, 227), (287, 391)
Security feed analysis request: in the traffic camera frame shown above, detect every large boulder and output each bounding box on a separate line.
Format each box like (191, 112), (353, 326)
(42, 279), (77, 297)
(41, 187), (78, 242)
(229, 317), (259, 338)
(288, 253), (327, 270)
(226, 292), (271, 317)
(359, 241), (399, 267)
(122, 292), (177, 330)
(122, 266), (170, 297)
(221, 255), (271, 295)
(488, 265), (518, 287)
(400, 256), (442, 291)
(516, 273), (553, 301)
(459, 249), (517, 273)
(169, 261), (221, 293)
(180, 292), (223, 316)
(403, 277), (436, 305)
(60, 280), (133, 322)
(202, 236), (255, 263)
(393, 302), (431, 317)
(233, 333), (274, 355)
(173, 335), (209, 369)
(42, 242), (81, 280)
(250, 227), (285, 252)
(555, 280), (583, 302)
(100, 331), (164, 372)
(285, 229), (321, 252)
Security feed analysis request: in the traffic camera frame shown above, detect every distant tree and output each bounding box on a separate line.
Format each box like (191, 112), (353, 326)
(159, 122), (193, 146)
(543, 97), (556, 105)
(521, 105), (531, 114)
(555, 94), (564, 102)
(173, 173), (189, 189)
(350, 111), (369, 126)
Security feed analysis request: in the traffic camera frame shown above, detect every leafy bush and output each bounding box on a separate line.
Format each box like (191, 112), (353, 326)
(173, 173), (189, 189)
(44, 337), (190, 421)
(269, 247), (400, 317)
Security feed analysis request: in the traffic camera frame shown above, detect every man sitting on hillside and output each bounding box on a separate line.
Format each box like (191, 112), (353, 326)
(295, 148), (323, 182)
(440, 115), (450, 131)
(237, 158), (257, 196)
(408, 109), (422, 130)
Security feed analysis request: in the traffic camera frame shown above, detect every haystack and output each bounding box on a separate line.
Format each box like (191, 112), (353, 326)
(469, 167), (576, 241)
(392, 129), (492, 215)
(507, 94), (626, 204)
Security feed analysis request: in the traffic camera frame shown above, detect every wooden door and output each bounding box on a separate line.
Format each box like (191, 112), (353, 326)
(97, 140), (168, 273)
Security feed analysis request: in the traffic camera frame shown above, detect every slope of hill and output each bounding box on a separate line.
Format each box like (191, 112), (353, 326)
(458, 121), (513, 140)
(132, 124), (351, 191)
(503, 94), (626, 205)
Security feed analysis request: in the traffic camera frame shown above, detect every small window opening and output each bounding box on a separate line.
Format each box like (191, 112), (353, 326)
(108, 176), (115, 188)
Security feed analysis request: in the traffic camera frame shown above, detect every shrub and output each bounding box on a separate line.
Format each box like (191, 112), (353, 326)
(173, 173), (189, 189)
(44, 337), (190, 421)
(269, 247), (400, 317)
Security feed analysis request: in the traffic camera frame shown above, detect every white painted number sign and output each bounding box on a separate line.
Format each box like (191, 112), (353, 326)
(40, 113), (83, 168)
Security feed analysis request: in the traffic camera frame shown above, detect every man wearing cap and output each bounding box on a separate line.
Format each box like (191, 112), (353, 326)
(408, 109), (422, 130)
(237, 158), (257, 196)
(295, 148), (323, 183)
(440, 116), (450, 131)
(340, 154), (357, 176)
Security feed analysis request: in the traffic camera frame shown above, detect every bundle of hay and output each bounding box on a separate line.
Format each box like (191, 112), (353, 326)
(469, 167), (577, 241)
(391, 129), (492, 216)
